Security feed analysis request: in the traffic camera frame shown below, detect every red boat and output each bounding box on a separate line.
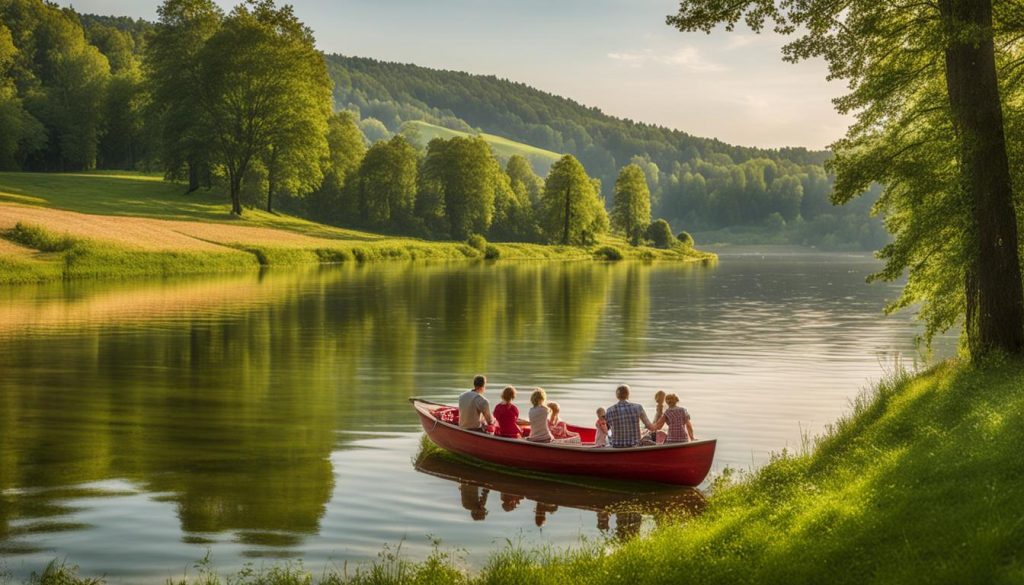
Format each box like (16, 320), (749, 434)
(411, 398), (717, 486)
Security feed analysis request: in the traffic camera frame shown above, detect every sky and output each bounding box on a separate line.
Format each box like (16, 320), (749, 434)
(63, 0), (852, 149)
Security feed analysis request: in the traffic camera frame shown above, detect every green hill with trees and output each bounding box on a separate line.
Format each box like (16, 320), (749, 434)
(326, 54), (889, 250)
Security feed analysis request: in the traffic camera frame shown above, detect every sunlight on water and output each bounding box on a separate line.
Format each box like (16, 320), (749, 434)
(0, 251), (954, 582)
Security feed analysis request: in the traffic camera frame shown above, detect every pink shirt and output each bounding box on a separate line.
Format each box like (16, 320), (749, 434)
(493, 402), (522, 438)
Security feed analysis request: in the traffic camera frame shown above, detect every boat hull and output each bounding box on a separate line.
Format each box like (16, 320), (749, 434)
(412, 398), (716, 486)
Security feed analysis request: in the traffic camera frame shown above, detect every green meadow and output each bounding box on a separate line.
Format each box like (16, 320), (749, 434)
(0, 172), (713, 285)
(407, 121), (563, 175)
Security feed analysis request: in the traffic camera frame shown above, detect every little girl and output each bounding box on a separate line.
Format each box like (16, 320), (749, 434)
(654, 393), (695, 443)
(547, 402), (580, 443)
(594, 407), (608, 447)
(492, 386), (522, 438)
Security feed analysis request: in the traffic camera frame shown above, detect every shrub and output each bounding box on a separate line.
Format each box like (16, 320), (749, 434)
(466, 234), (487, 252)
(677, 231), (695, 247)
(594, 245), (624, 261)
(646, 219), (675, 249)
(484, 244), (501, 259)
(6, 222), (78, 252)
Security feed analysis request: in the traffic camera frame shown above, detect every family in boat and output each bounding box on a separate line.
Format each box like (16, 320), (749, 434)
(457, 375), (696, 448)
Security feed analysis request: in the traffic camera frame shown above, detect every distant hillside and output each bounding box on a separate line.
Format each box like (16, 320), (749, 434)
(406, 121), (561, 175)
(327, 55), (887, 251)
(326, 55), (830, 180)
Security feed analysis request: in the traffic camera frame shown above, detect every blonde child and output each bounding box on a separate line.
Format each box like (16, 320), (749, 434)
(546, 402), (580, 442)
(654, 393), (695, 443)
(594, 407), (608, 447)
(526, 388), (552, 443)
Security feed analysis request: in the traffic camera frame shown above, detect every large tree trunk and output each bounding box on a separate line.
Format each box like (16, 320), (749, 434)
(267, 177), (274, 213)
(187, 160), (200, 194)
(941, 0), (1024, 356)
(228, 168), (243, 216)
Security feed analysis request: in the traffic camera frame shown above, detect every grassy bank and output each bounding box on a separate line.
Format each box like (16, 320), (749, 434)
(10, 357), (1023, 584)
(0, 172), (714, 285)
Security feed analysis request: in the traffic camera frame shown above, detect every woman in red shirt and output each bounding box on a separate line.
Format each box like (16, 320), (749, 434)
(493, 386), (523, 438)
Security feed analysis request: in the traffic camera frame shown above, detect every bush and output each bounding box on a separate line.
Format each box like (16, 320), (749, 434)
(646, 219), (675, 249)
(677, 231), (695, 247)
(594, 245), (624, 261)
(484, 244), (501, 259)
(6, 222), (78, 252)
(466, 234), (487, 252)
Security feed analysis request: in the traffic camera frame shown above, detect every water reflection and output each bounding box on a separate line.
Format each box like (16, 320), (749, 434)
(414, 451), (705, 539)
(0, 262), (666, 557)
(0, 253), (953, 582)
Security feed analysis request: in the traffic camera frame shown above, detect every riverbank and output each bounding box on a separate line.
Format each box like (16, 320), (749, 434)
(0, 172), (714, 285)
(14, 356), (1023, 584)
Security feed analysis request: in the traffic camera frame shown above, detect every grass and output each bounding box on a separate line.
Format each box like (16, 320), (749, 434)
(0, 172), (714, 284)
(11, 357), (1024, 584)
(407, 121), (562, 174)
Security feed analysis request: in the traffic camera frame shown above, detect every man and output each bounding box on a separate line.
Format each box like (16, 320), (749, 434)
(605, 384), (655, 448)
(458, 374), (494, 432)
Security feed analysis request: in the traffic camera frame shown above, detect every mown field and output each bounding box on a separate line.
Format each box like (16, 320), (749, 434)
(0, 172), (713, 285)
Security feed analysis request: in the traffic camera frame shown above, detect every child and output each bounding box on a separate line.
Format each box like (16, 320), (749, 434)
(594, 407), (608, 447)
(492, 386), (523, 438)
(647, 390), (667, 443)
(653, 390), (666, 421)
(526, 388), (552, 443)
(654, 393), (694, 443)
(547, 402), (580, 443)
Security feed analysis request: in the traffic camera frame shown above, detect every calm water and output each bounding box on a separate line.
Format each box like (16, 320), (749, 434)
(0, 251), (952, 582)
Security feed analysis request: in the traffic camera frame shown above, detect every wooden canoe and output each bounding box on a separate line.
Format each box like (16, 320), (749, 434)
(411, 398), (716, 486)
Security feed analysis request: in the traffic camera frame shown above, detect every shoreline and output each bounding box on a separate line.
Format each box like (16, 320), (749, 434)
(0, 214), (717, 286)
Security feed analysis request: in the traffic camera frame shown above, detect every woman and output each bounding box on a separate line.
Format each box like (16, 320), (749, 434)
(653, 393), (695, 443)
(493, 386), (523, 438)
(526, 388), (552, 443)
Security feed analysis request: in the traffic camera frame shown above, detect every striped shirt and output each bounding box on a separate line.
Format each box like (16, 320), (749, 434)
(606, 400), (652, 448)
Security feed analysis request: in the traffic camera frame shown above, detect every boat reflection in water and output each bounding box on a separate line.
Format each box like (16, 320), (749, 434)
(415, 452), (706, 540)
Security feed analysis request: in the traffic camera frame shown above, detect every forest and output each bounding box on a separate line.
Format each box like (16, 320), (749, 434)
(0, 0), (885, 250)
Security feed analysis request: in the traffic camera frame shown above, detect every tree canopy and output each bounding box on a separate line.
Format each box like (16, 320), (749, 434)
(668, 0), (1024, 356)
(540, 155), (609, 245)
(612, 164), (652, 245)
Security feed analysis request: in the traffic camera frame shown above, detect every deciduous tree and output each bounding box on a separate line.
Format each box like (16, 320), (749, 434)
(612, 164), (652, 245)
(540, 155), (608, 245)
(198, 1), (331, 215)
(668, 0), (1024, 356)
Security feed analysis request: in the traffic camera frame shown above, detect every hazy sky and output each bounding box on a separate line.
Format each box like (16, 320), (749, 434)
(64, 0), (851, 149)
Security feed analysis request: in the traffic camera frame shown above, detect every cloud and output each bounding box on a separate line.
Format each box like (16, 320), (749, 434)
(724, 34), (758, 50)
(607, 47), (727, 72)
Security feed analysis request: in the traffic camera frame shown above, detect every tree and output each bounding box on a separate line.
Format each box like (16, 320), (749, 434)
(0, 23), (44, 170)
(540, 155), (609, 245)
(359, 117), (390, 143)
(612, 164), (653, 245)
(646, 219), (676, 249)
(490, 166), (538, 242)
(147, 0), (223, 191)
(352, 135), (419, 227)
(307, 111), (366, 224)
(419, 136), (498, 239)
(4, 0), (111, 171)
(668, 0), (1024, 356)
(197, 1), (331, 215)
(506, 154), (544, 207)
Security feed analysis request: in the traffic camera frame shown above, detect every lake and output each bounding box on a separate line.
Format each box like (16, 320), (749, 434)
(0, 250), (953, 582)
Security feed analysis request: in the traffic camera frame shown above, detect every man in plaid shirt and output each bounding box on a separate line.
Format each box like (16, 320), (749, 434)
(605, 384), (656, 448)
